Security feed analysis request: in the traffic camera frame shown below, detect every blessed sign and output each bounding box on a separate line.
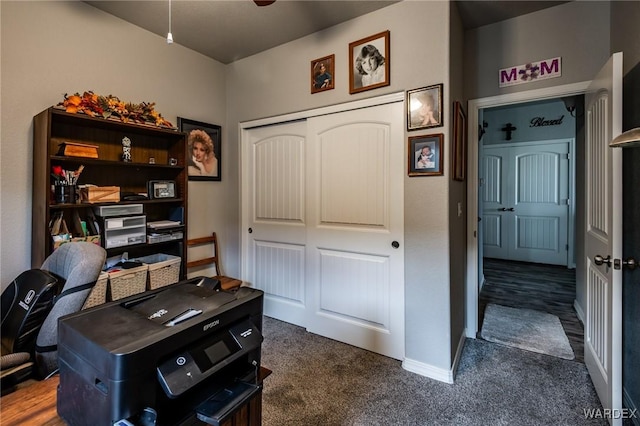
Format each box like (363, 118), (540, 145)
(499, 57), (562, 88)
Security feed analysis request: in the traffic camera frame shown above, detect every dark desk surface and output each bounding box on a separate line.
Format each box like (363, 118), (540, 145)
(0, 367), (271, 426)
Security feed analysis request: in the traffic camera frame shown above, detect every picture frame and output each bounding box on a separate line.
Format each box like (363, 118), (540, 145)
(407, 84), (443, 131)
(349, 30), (390, 94)
(408, 133), (444, 177)
(178, 117), (222, 181)
(311, 54), (335, 94)
(452, 101), (467, 181)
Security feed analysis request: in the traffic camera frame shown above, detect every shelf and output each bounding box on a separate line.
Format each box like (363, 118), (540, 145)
(33, 106), (188, 279)
(50, 156), (184, 170)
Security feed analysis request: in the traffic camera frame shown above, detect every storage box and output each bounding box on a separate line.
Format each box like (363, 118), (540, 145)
(103, 215), (146, 249)
(94, 204), (143, 217)
(135, 253), (181, 290)
(80, 186), (120, 203)
(57, 141), (99, 159)
(108, 264), (148, 301)
(82, 271), (109, 309)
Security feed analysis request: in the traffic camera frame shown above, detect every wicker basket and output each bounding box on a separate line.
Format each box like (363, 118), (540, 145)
(82, 271), (109, 309)
(135, 254), (181, 290)
(108, 264), (148, 301)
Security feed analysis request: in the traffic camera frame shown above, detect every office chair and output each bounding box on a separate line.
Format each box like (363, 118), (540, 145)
(1, 242), (106, 388)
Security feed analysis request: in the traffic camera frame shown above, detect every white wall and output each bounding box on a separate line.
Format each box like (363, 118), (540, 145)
(226, 1), (457, 372)
(464, 1), (611, 100)
(0, 1), (228, 286)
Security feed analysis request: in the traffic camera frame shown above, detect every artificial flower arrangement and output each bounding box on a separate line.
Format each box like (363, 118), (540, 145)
(57, 91), (174, 128)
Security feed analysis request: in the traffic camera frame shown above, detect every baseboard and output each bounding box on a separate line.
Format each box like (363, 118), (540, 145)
(402, 332), (466, 384)
(573, 299), (585, 324)
(624, 387), (640, 426)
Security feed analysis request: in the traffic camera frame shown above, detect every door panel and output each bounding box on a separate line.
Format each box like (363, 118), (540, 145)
(584, 52), (623, 422)
(306, 103), (404, 360)
(246, 121), (308, 326)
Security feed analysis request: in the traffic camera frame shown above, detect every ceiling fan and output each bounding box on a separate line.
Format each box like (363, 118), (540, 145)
(254, 0), (276, 6)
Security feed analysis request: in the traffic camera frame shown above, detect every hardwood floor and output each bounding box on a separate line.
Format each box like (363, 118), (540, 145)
(479, 258), (585, 363)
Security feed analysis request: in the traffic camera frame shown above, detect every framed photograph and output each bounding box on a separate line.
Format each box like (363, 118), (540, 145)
(452, 101), (467, 181)
(311, 54), (335, 94)
(407, 84), (443, 131)
(408, 133), (444, 177)
(178, 117), (221, 181)
(349, 30), (390, 94)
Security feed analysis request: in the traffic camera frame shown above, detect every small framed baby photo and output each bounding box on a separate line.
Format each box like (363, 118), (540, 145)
(408, 133), (444, 177)
(311, 54), (335, 94)
(349, 30), (390, 94)
(407, 84), (443, 131)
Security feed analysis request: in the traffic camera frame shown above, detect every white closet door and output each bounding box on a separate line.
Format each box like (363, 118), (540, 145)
(305, 102), (405, 360)
(245, 121), (308, 326)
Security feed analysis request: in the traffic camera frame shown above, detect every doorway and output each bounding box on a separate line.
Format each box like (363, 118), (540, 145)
(465, 81), (590, 339)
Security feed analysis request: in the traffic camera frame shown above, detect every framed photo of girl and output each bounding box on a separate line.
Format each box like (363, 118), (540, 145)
(408, 133), (444, 177)
(311, 54), (335, 94)
(349, 30), (390, 94)
(407, 84), (443, 131)
(178, 117), (222, 181)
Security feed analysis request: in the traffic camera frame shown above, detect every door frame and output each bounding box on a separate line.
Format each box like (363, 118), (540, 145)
(465, 82), (589, 338)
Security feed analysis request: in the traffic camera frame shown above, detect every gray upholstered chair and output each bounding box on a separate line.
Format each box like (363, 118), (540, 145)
(35, 242), (106, 378)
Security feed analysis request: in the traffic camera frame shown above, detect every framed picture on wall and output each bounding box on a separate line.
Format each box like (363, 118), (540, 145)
(452, 101), (467, 181)
(408, 133), (444, 177)
(406, 84), (443, 131)
(349, 30), (390, 94)
(311, 54), (335, 94)
(179, 117), (222, 181)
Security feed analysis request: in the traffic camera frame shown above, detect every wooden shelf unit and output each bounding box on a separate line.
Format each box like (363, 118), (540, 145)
(32, 107), (188, 277)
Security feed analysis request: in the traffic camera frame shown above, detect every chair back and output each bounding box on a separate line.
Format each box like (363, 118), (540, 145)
(35, 242), (106, 378)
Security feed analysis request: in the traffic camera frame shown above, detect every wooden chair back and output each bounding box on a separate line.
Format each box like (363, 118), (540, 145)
(186, 232), (242, 291)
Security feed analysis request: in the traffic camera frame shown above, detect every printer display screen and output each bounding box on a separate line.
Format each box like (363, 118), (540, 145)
(191, 333), (240, 372)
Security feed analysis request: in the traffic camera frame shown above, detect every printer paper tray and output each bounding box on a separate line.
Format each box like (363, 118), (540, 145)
(195, 381), (261, 426)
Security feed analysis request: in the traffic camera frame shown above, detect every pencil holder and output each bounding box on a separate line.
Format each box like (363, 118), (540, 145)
(54, 185), (76, 204)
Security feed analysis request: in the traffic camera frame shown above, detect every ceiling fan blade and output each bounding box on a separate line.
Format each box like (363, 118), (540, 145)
(254, 0), (276, 6)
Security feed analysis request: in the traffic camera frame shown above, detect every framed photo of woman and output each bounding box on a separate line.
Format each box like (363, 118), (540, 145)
(407, 84), (443, 131)
(178, 117), (222, 181)
(311, 54), (335, 94)
(349, 30), (390, 94)
(408, 133), (444, 177)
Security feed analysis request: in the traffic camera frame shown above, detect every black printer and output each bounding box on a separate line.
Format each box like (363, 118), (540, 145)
(57, 278), (264, 426)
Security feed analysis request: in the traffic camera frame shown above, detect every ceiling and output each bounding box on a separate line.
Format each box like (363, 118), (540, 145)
(85, 1), (569, 65)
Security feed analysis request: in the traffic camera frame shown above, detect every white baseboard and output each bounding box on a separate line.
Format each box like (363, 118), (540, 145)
(402, 333), (467, 384)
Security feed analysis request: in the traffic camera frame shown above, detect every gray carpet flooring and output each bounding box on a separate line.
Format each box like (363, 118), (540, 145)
(261, 316), (605, 425)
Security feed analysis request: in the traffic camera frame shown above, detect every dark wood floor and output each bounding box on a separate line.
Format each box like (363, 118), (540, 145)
(479, 258), (585, 363)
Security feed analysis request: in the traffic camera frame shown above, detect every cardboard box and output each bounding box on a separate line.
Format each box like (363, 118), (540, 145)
(80, 186), (120, 203)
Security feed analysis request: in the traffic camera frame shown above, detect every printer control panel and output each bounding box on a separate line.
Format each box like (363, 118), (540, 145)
(157, 319), (262, 398)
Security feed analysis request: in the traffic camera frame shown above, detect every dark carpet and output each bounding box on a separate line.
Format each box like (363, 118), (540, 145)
(261, 316), (605, 426)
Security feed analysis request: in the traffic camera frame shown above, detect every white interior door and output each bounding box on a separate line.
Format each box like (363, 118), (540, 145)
(245, 121), (308, 326)
(305, 102), (405, 360)
(482, 140), (570, 265)
(584, 52), (623, 423)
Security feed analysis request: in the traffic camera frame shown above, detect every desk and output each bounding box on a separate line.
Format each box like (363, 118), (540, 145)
(0, 367), (271, 426)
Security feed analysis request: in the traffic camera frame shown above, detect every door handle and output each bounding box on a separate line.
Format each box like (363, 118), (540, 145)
(507, 207), (515, 212)
(594, 255), (612, 267)
(498, 207), (515, 212)
(499, 207), (508, 211)
(391, 241), (400, 249)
